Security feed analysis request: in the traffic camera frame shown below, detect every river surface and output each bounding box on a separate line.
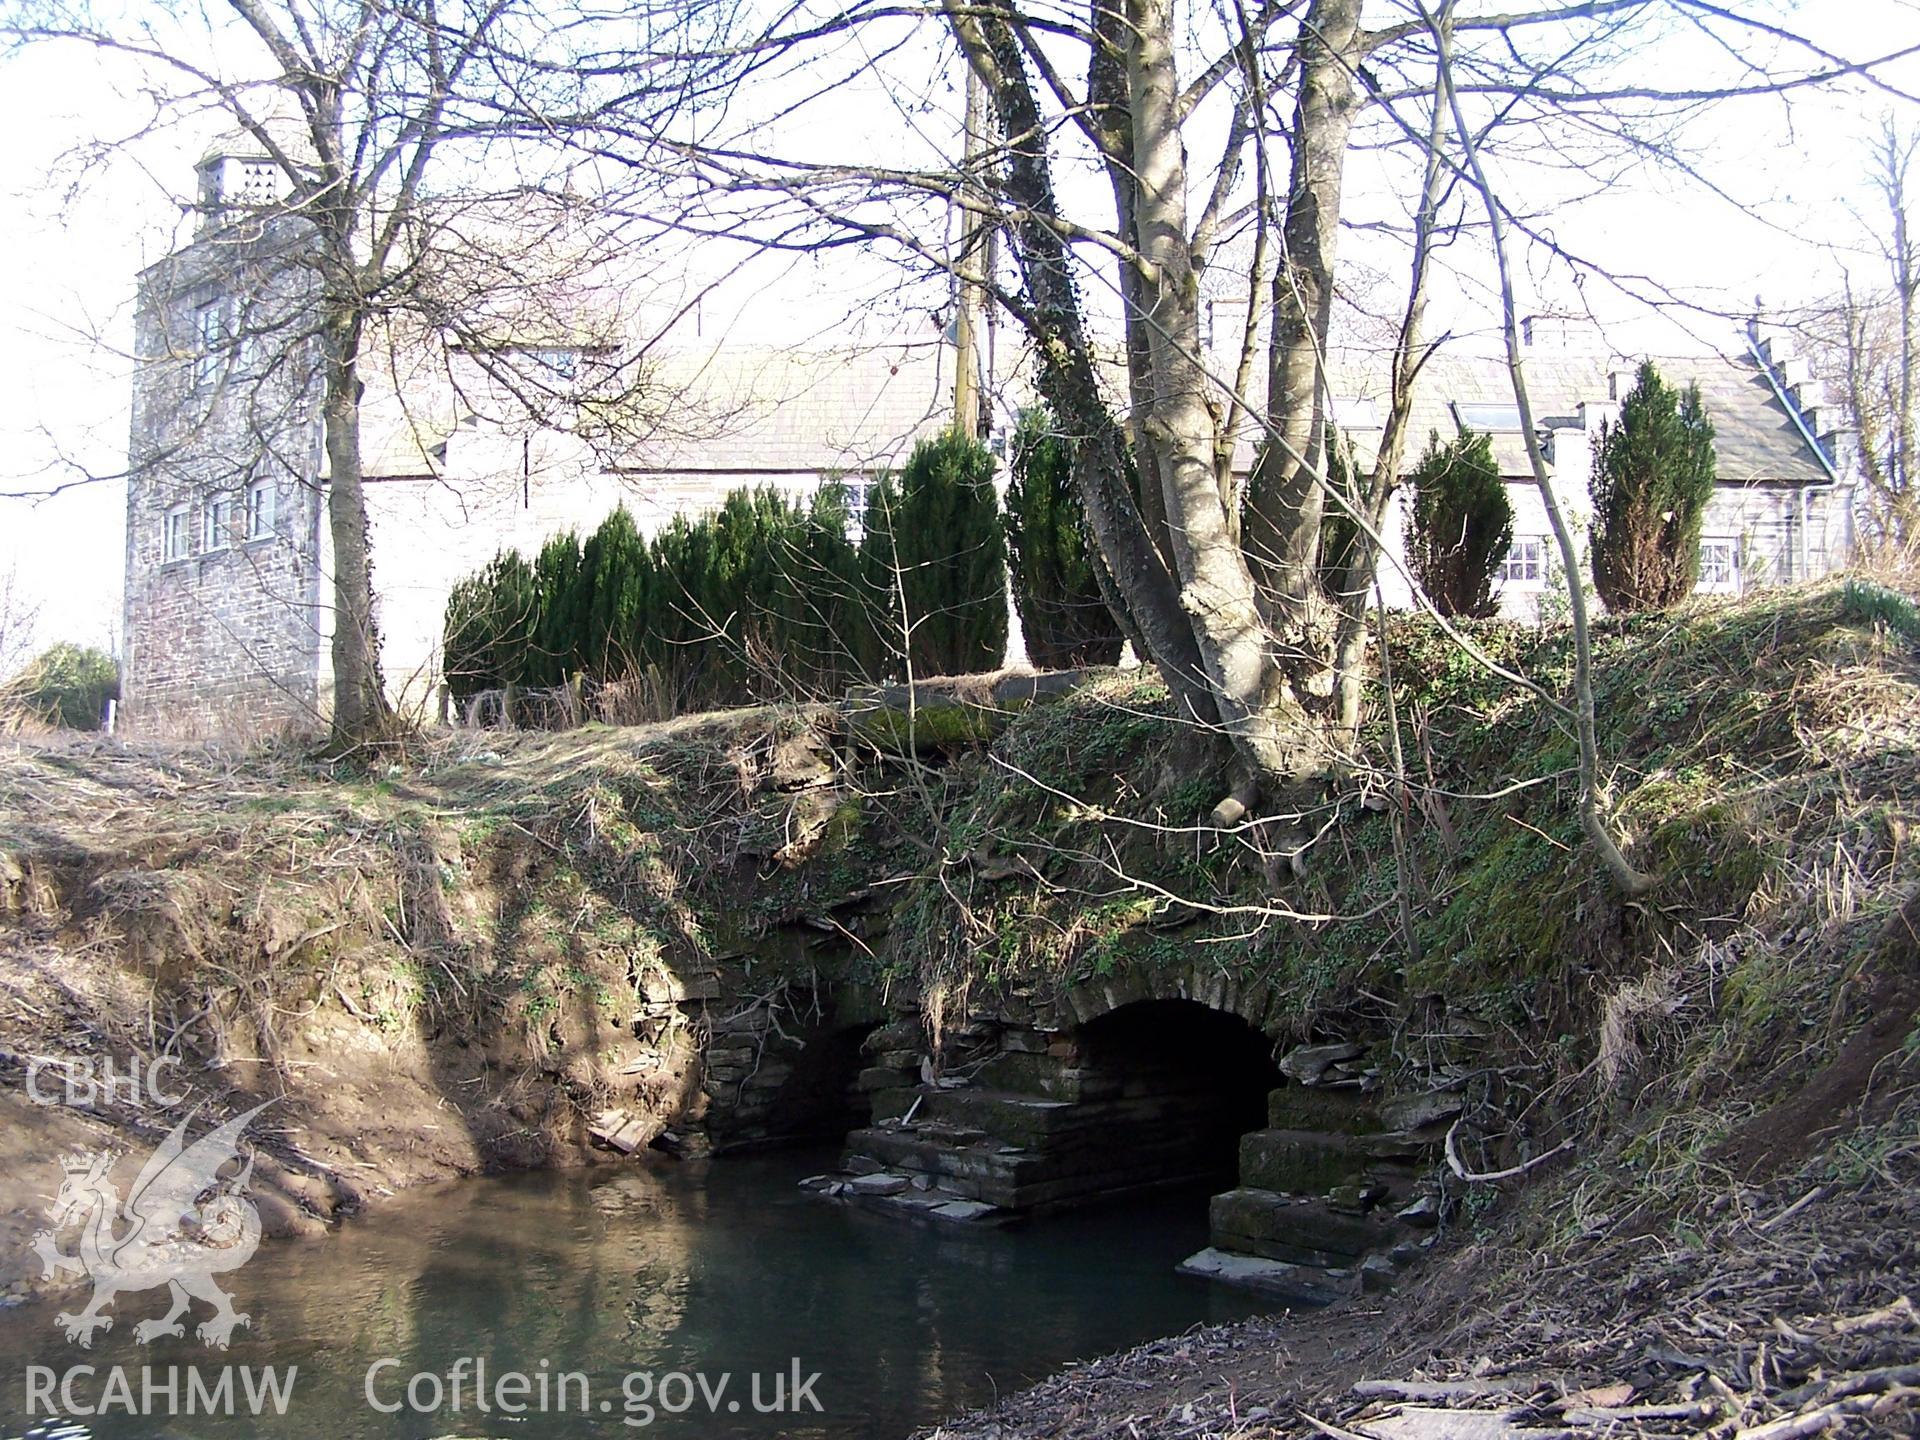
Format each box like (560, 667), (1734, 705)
(0, 1148), (1267, 1439)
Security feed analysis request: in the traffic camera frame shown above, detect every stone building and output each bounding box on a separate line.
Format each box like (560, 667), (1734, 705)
(117, 149), (962, 735)
(1337, 316), (1856, 619)
(122, 154), (1852, 733)
(121, 148), (329, 735)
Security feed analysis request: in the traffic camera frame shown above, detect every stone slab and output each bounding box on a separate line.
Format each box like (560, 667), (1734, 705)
(844, 1173), (912, 1196)
(1267, 1084), (1381, 1134)
(1379, 1090), (1465, 1134)
(1238, 1129), (1371, 1194)
(589, 1109), (664, 1154)
(929, 1200), (1000, 1222)
(1209, 1188), (1397, 1263)
(1175, 1247), (1355, 1307)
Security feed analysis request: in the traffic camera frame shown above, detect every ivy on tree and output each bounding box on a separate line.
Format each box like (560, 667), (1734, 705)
(1005, 408), (1124, 669)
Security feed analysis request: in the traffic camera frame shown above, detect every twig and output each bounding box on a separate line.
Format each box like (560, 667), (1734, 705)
(1831, 1296), (1917, 1334)
(1732, 1386), (1918, 1439)
(1773, 1363), (1920, 1411)
(1445, 1119), (1574, 1183)
(1755, 1184), (1827, 1232)
(1299, 1413), (1371, 1440)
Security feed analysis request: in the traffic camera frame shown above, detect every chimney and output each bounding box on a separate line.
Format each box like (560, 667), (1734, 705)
(1579, 399), (1619, 433)
(196, 149), (286, 233)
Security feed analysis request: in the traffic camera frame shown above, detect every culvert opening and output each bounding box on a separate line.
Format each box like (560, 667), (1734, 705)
(1067, 999), (1282, 1192)
(757, 1020), (879, 1146)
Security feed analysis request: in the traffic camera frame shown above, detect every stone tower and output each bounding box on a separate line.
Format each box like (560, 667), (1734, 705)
(119, 144), (329, 735)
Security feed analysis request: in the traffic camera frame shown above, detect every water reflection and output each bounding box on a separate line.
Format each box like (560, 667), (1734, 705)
(1, 1150), (1266, 1438)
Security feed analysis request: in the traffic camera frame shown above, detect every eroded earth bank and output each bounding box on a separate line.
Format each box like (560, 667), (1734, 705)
(2, 583), (1917, 1438)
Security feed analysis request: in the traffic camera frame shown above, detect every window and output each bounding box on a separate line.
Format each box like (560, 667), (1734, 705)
(1698, 539), (1739, 590)
(193, 302), (227, 386)
(245, 477), (276, 541)
(1452, 401), (1525, 433)
(203, 494), (233, 552)
(162, 505), (191, 563)
(844, 478), (874, 538)
(1497, 536), (1546, 585)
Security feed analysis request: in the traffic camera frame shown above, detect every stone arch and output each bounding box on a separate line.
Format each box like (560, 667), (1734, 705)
(980, 994), (1284, 1203)
(693, 964), (892, 1151)
(1054, 961), (1280, 1038)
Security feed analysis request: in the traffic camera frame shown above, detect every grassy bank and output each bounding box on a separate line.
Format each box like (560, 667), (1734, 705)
(896, 581), (1916, 1166)
(908, 577), (1920, 1438)
(1, 579), (1914, 1436)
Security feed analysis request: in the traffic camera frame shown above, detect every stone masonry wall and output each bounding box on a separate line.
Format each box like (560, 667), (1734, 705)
(122, 221), (326, 736)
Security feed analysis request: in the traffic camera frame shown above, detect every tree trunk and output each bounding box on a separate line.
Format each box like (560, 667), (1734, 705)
(944, 0), (1217, 729)
(1892, 140), (1917, 547)
(1089, 0), (1179, 577)
(1244, 0), (1361, 624)
(950, 0), (1352, 796)
(1124, 0), (1316, 786)
(322, 312), (391, 748)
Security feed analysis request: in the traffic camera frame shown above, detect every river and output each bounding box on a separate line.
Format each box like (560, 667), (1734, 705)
(0, 1147), (1266, 1438)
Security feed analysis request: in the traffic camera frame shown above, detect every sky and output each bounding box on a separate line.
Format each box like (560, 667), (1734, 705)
(0, 0), (1915, 667)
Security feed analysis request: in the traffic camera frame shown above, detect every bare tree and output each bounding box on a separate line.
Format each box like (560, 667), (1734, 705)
(0, 561), (40, 682)
(2, 0), (712, 747)
(1804, 119), (1919, 561)
(641, 0), (1917, 882)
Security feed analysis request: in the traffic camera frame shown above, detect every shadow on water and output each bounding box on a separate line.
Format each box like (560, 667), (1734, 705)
(1, 1148), (1268, 1439)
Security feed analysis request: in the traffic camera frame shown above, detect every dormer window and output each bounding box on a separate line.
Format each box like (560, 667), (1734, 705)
(1452, 401), (1523, 433)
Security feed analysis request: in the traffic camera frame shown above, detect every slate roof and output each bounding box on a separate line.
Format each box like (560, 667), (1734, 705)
(358, 332), (1830, 491)
(1660, 355), (1832, 486)
(1317, 347), (1832, 486)
(360, 339), (955, 480)
(611, 342), (953, 474)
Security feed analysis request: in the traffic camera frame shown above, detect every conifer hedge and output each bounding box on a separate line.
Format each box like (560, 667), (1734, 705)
(861, 429), (1008, 679)
(442, 430), (1009, 713)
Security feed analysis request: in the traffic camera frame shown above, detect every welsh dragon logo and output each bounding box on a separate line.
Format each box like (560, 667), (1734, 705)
(31, 1101), (273, 1349)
